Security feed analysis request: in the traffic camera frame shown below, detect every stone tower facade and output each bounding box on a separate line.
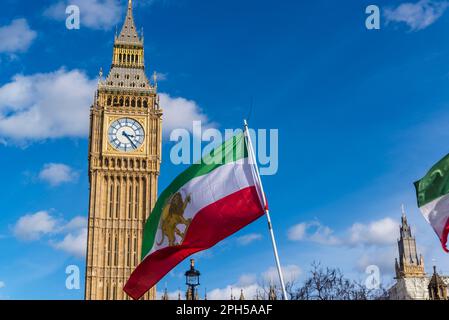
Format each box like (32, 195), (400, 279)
(85, 0), (162, 300)
(428, 266), (448, 300)
(395, 208), (425, 279)
(389, 208), (449, 300)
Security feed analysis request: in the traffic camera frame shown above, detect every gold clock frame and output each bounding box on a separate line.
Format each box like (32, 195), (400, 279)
(103, 115), (147, 155)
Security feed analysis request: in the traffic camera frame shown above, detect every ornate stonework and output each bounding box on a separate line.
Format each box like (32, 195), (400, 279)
(389, 277), (430, 300)
(388, 208), (449, 300)
(394, 208), (426, 279)
(428, 266), (448, 300)
(85, 0), (162, 300)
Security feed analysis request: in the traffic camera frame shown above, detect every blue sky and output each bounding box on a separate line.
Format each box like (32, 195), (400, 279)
(2, 0), (449, 299)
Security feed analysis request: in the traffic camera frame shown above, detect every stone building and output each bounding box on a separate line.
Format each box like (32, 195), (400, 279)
(428, 266), (448, 300)
(84, 0), (162, 300)
(388, 208), (449, 300)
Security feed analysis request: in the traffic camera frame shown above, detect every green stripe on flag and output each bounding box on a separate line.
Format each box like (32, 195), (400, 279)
(415, 153), (449, 208)
(141, 132), (248, 258)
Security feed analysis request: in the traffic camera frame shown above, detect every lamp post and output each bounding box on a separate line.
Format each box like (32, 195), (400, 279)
(185, 259), (200, 300)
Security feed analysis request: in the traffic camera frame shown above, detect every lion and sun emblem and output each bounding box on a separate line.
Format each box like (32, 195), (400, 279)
(157, 191), (193, 247)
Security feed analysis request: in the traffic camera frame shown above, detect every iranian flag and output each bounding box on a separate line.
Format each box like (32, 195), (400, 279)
(415, 153), (449, 253)
(124, 132), (265, 299)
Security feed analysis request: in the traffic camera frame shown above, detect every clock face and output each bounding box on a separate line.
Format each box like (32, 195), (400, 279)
(108, 118), (145, 152)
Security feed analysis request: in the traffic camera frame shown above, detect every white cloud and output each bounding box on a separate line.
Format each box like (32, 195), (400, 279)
(0, 69), (211, 143)
(44, 0), (122, 30)
(237, 273), (257, 286)
(0, 19), (37, 54)
(208, 265), (300, 300)
(0, 281), (5, 289)
(13, 211), (57, 241)
(347, 218), (397, 246)
(0, 68), (96, 141)
(287, 223), (307, 241)
(262, 265), (301, 284)
(53, 228), (87, 258)
(13, 211), (87, 258)
(159, 93), (211, 136)
(38, 163), (79, 186)
(384, 0), (449, 31)
(155, 72), (168, 81)
(356, 247), (397, 276)
(236, 233), (262, 246)
(208, 283), (261, 300)
(288, 217), (398, 247)
(288, 221), (340, 245)
(63, 216), (87, 231)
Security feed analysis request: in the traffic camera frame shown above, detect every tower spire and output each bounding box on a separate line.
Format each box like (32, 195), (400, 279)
(395, 206), (425, 279)
(116, 0), (141, 45)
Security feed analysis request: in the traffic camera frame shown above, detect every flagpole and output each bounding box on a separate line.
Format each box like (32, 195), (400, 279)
(243, 120), (289, 301)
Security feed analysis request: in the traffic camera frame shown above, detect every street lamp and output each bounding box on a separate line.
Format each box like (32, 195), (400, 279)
(185, 259), (200, 300)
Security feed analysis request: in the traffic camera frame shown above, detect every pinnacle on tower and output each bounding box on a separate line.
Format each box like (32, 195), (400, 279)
(428, 265), (448, 300)
(268, 285), (277, 300)
(401, 204), (408, 227)
(239, 289), (245, 300)
(116, 0), (142, 45)
(161, 287), (169, 300)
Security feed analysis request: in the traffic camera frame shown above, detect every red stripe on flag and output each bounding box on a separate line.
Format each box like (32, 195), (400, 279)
(439, 216), (449, 253)
(123, 186), (264, 300)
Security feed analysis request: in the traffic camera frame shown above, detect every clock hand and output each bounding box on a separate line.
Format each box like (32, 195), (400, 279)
(122, 132), (138, 149)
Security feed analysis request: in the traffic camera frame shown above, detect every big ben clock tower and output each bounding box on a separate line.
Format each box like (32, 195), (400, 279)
(85, 0), (162, 300)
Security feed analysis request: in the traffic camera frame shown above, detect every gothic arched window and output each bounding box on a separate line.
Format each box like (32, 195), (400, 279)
(135, 184), (139, 219)
(107, 234), (112, 266)
(133, 236), (137, 266)
(127, 235), (131, 267)
(114, 237), (118, 266)
(116, 185), (120, 218)
(109, 184), (114, 218)
(142, 178), (147, 218)
(128, 185), (133, 219)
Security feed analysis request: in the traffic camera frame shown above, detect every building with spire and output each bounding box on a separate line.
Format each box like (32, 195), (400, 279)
(268, 285), (277, 300)
(85, 0), (162, 300)
(428, 266), (448, 300)
(161, 288), (169, 301)
(239, 289), (245, 300)
(389, 206), (449, 300)
(394, 206), (426, 279)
